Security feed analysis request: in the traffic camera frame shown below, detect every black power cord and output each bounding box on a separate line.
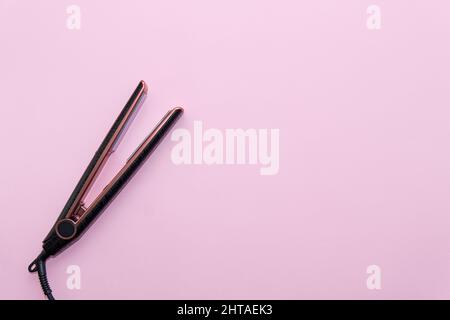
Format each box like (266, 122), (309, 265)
(28, 251), (55, 300)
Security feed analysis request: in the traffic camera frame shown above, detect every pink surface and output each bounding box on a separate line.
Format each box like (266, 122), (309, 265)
(1, 1), (450, 299)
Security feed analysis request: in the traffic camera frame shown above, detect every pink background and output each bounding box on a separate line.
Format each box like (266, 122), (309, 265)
(1, 1), (450, 299)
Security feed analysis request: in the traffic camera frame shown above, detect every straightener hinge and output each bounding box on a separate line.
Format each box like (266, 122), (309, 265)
(71, 202), (87, 222)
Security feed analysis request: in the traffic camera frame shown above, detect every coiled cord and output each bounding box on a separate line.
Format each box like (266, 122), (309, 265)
(29, 252), (55, 300)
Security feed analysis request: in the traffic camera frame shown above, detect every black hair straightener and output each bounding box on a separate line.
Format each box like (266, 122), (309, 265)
(28, 80), (183, 300)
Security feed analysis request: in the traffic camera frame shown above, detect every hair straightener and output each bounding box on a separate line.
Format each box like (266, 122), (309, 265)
(28, 80), (183, 300)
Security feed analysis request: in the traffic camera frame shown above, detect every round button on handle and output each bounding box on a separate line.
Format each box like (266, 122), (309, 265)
(55, 219), (77, 240)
